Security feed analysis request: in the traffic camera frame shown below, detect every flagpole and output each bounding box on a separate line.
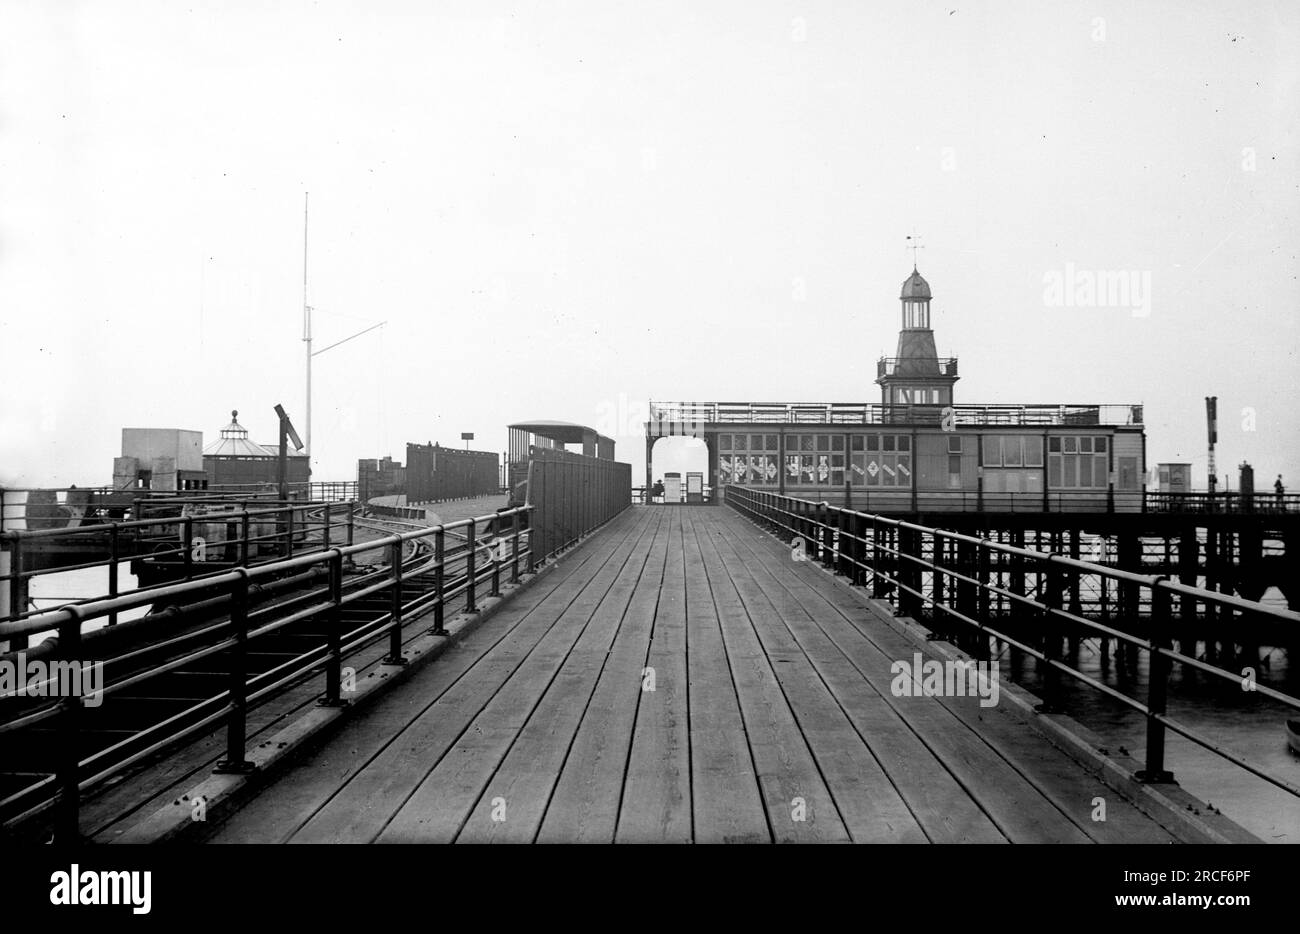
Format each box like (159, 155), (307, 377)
(303, 193), (311, 461)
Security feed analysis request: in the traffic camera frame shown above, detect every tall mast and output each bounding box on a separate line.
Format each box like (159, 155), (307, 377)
(303, 192), (311, 460)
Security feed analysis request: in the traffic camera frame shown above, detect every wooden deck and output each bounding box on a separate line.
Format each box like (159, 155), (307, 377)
(202, 505), (1204, 844)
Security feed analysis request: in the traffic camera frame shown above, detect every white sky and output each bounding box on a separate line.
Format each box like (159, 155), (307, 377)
(2, 0), (1297, 490)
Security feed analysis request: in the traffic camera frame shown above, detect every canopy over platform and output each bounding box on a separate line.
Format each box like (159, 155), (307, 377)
(508, 420), (615, 462)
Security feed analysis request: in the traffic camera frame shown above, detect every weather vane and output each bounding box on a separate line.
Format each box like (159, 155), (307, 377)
(906, 231), (924, 270)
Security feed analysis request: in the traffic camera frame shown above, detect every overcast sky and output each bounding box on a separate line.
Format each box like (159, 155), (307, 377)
(2, 0), (1296, 490)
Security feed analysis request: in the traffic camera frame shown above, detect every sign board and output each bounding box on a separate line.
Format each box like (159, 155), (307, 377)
(461, 432), (475, 441)
(274, 404), (304, 451)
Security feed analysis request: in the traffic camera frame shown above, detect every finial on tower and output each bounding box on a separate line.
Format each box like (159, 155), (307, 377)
(906, 231), (924, 271)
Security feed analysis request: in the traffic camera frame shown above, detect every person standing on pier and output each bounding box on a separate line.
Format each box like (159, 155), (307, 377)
(1276, 474), (1285, 509)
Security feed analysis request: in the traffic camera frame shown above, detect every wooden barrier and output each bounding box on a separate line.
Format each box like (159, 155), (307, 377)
(526, 449), (631, 560)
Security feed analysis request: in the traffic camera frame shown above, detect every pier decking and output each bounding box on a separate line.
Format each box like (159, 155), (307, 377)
(199, 505), (1211, 844)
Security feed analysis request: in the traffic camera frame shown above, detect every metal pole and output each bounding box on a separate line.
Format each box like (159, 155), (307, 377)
(55, 609), (84, 843)
(386, 540), (406, 665)
(108, 523), (120, 627)
(215, 571), (254, 773)
(1138, 582), (1175, 782)
(432, 527), (446, 635)
(304, 192), (311, 459)
(319, 550), (346, 706)
(466, 519), (477, 612)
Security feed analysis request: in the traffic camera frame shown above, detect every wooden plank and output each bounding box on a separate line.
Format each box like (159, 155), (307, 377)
(680, 509), (769, 843)
(729, 516), (1181, 842)
(718, 510), (1092, 843)
(535, 510), (672, 842)
(204, 509), (650, 844)
(615, 509), (693, 842)
(693, 513), (850, 843)
(708, 513), (1004, 843)
(267, 510), (649, 843)
(700, 517), (927, 843)
(374, 510), (657, 843)
(773, 550), (1180, 843)
(92, 514), (630, 841)
(456, 510), (667, 842)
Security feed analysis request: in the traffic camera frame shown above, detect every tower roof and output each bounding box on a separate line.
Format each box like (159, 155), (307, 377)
(203, 410), (274, 457)
(900, 269), (931, 300)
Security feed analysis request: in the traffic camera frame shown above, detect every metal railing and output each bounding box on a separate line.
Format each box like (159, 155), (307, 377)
(1, 482), (360, 533)
(877, 356), (959, 378)
(648, 401), (1145, 428)
(1146, 491), (1300, 515)
(713, 486), (1300, 517)
(1, 501), (357, 633)
(726, 487), (1300, 805)
(0, 504), (534, 841)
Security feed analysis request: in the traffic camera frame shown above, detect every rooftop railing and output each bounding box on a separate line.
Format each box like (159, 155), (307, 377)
(877, 356), (959, 378)
(647, 401), (1144, 428)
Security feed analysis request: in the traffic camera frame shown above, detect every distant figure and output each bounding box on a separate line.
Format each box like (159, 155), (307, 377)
(1276, 475), (1285, 509)
(652, 479), (665, 503)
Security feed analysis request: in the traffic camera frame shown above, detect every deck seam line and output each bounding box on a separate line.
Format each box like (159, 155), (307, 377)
(527, 508), (668, 843)
(613, 509), (674, 842)
(288, 510), (647, 843)
(701, 514), (855, 842)
(686, 508), (775, 843)
(721, 508), (1021, 841)
(378, 511), (654, 843)
(726, 507), (1143, 843)
(709, 512), (933, 842)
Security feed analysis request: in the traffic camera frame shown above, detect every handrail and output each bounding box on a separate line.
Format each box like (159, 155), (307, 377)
(647, 400), (1145, 427)
(725, 486), (1300, 804)
(1, 501), (358, 628)
(0, 503), (535, 839)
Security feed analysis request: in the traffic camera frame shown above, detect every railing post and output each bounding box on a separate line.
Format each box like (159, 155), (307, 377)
(976, 538), (991, 655)
(871, 517), (885, 599)
(1036, 558), (1064, 713)
(240, 511), (251, 565)
(183, 516), (194, 580)
(511, 510), (521, 583)
(322, 502), (331, 551)
(821, 504), (834, 570)
(466, 519), (477, 612)
(347, 503), (355, 547)
(926, 531), (947, 640)
(54, 608), (84, 843)
(215, 570), (255, 773)
(899, 527), (921, 619)
(286, 505), (295, 558)
(319, 550), (347, 707)
(108, 523), (120, 627)
(8, 535), (26, 640)
(491, 524), (501, 597)
(431, 527), (447, 635)
(1137, 581), (1176, 783)
(385, 539), (407, 665)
